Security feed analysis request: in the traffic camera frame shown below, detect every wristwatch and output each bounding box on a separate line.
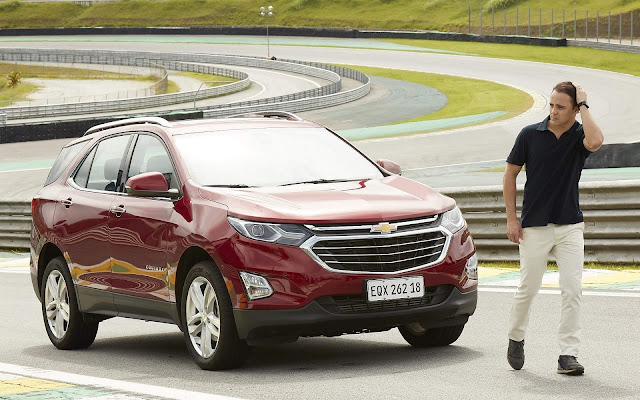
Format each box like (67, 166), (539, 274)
(577, 101), (589, 109)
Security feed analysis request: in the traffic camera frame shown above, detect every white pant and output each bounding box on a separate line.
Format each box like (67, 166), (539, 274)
(508, 222), (585, 356)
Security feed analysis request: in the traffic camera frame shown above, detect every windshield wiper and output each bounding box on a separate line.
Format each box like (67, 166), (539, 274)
(279, 178), (367, 187)
(204, 184), (255, 188)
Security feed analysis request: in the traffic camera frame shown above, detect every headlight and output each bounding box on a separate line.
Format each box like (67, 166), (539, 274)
(239, 271), (274, 300)
(441, 206), (466, 234)
(228, 216), (313, 246)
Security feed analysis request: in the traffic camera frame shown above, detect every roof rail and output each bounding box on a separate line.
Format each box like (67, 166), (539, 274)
(83, 117), (172, 136)
(227, 111), (303, 121)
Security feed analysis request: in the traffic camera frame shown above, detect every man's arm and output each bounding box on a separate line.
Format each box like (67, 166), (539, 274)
(575, 84), (604, 152)
(503, 163), (523, 244)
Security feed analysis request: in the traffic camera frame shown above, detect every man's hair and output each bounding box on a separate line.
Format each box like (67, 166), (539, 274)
(552, 81), (577, 108)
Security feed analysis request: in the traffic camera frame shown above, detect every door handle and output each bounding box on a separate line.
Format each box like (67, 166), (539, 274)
(60, 198), (73, 208)
(110, 205), (126, 217)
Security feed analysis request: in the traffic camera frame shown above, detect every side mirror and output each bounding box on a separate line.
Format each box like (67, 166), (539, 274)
(125, 172), (180, 200)
(376, 159), (402, 175)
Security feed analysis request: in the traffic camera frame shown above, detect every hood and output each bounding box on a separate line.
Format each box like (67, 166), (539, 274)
(198, 176), (455, 224)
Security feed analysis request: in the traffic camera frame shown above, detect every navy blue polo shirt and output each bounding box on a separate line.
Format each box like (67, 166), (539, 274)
(506, 116), (592, 228)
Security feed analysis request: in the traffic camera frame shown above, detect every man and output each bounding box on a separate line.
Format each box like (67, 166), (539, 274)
(503, 82), (604, 375)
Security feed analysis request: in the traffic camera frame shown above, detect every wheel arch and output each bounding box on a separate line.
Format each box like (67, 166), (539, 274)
(175, 246), (215, 320)
(37, 242), (65, 297)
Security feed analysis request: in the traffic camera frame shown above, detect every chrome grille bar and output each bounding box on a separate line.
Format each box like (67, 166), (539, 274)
(323, 250), (443, 265)
(312, 236), (444, 250)
(314, 243), (444, 258)
(305, 216), (438, 232)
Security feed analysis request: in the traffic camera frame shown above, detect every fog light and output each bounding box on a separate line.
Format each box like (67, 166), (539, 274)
(465, 253), (478, 280)
(239, 271), (274, 300)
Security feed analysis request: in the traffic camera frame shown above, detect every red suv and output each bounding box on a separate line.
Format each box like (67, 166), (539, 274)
(31, 112), (477, 370)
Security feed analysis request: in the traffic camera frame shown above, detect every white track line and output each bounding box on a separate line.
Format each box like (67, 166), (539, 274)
(240, 80), (266, 101)
(0, 362), (245, 400)
(404, 158), (505, 171)
(0, 167), (51, 174)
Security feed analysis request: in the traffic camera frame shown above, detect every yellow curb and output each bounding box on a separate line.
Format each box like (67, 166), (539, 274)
(478, 266), (519, 279)
(582, 269), (640, 287)
(0, 377), (71, 395)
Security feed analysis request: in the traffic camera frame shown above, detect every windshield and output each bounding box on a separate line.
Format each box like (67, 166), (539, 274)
(174, 127), (384, 187)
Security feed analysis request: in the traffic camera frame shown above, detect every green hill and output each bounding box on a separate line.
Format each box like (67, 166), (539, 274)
(0, 0), (638, 33)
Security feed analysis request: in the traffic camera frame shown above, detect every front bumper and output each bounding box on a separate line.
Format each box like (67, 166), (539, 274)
(233, 286), (476, 345)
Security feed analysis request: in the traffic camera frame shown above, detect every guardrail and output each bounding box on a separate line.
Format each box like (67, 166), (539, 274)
(0, 200), (31, 250)
(2, 180), (638, 263)
(0, 49), (251, 119)
(204, 60), (370, 118)
(441, 180), (640, 264)
(0, 49), (368, 122)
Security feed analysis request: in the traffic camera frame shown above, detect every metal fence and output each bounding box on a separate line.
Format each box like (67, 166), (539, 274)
(0, 61), (169, 107)
(3, 180), (638, 263)
(204, 59), (370, 118)
(468, 7), (639, 45)
(0, 49), (370, 122)
(441, 180), (640, 264)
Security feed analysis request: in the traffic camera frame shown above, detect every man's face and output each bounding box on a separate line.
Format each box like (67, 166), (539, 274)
(549, 90), (578, 126)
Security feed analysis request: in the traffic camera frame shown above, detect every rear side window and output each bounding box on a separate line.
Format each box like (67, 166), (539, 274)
(73, 135), (132, 192)
(44, 141), (89, 186)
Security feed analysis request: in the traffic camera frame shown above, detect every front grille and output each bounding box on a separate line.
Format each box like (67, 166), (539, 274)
(317, 285), (453, 314)
(309, 230), (448, 273)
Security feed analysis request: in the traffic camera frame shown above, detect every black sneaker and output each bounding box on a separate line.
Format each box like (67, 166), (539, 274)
(557, 355), (585, 376)
(507, 339), (525, 370)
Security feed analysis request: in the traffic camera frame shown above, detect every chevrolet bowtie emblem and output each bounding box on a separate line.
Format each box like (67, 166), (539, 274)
(371, 222), (398, 234)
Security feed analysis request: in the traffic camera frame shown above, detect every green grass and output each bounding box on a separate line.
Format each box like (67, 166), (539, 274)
(482, 261), (640, 270)
(178, 71), (239, 86)
(0, 0), (637, 30)
(0, 82), (40, 107)
(342, 64), (533, 125)
(381, 39), (640, 78)
(165, 80), (180, 94)
(0, 63), (163, 81)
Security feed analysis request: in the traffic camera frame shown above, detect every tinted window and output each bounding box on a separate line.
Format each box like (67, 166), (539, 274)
(126, 134), (179, 190)
(173, 127), (384, 187)
(44, 140), (90, 186)
(83, 135), (131, 192)
(73, 147), (97, 188)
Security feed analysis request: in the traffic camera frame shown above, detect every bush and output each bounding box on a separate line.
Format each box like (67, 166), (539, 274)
(0, 0), (22, 11)
(6, 71), (22, 88)
(484, 0), (522, 9)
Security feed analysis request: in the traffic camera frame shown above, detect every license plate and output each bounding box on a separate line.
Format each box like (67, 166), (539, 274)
(366, 276), (424, 302)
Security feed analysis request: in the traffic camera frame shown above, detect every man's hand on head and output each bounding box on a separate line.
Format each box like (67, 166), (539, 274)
(574, 83), (587, 105)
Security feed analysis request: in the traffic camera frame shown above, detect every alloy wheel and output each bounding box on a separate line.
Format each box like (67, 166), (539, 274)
(44, 270), (70, 339)
(185, 277), (221, 358)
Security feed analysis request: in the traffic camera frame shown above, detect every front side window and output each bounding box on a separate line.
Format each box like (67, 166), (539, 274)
(173, 127), (384, 187)
(126, 134), (179, 190)
(44, 140), (90, 186)
(73, 135), (131, 192)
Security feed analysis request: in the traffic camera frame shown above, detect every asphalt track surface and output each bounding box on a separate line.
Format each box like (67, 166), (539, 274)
(3, 37), (640, 160)
(0, 37), (639, 399)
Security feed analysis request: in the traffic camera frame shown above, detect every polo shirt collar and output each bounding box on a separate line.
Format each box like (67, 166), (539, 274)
(537, 116), (579, 134)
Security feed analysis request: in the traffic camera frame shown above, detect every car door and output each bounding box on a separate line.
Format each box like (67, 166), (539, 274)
(53, 134), (133, 315)
(108, 133), (179, 322)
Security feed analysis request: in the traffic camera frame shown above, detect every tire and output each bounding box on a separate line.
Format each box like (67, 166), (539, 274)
(398, 322), (465, 348)
(181, 261), (248, 370)
(41, 257), (99, 350)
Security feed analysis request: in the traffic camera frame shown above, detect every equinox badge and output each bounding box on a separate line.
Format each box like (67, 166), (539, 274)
(371, 222), (398, 234)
